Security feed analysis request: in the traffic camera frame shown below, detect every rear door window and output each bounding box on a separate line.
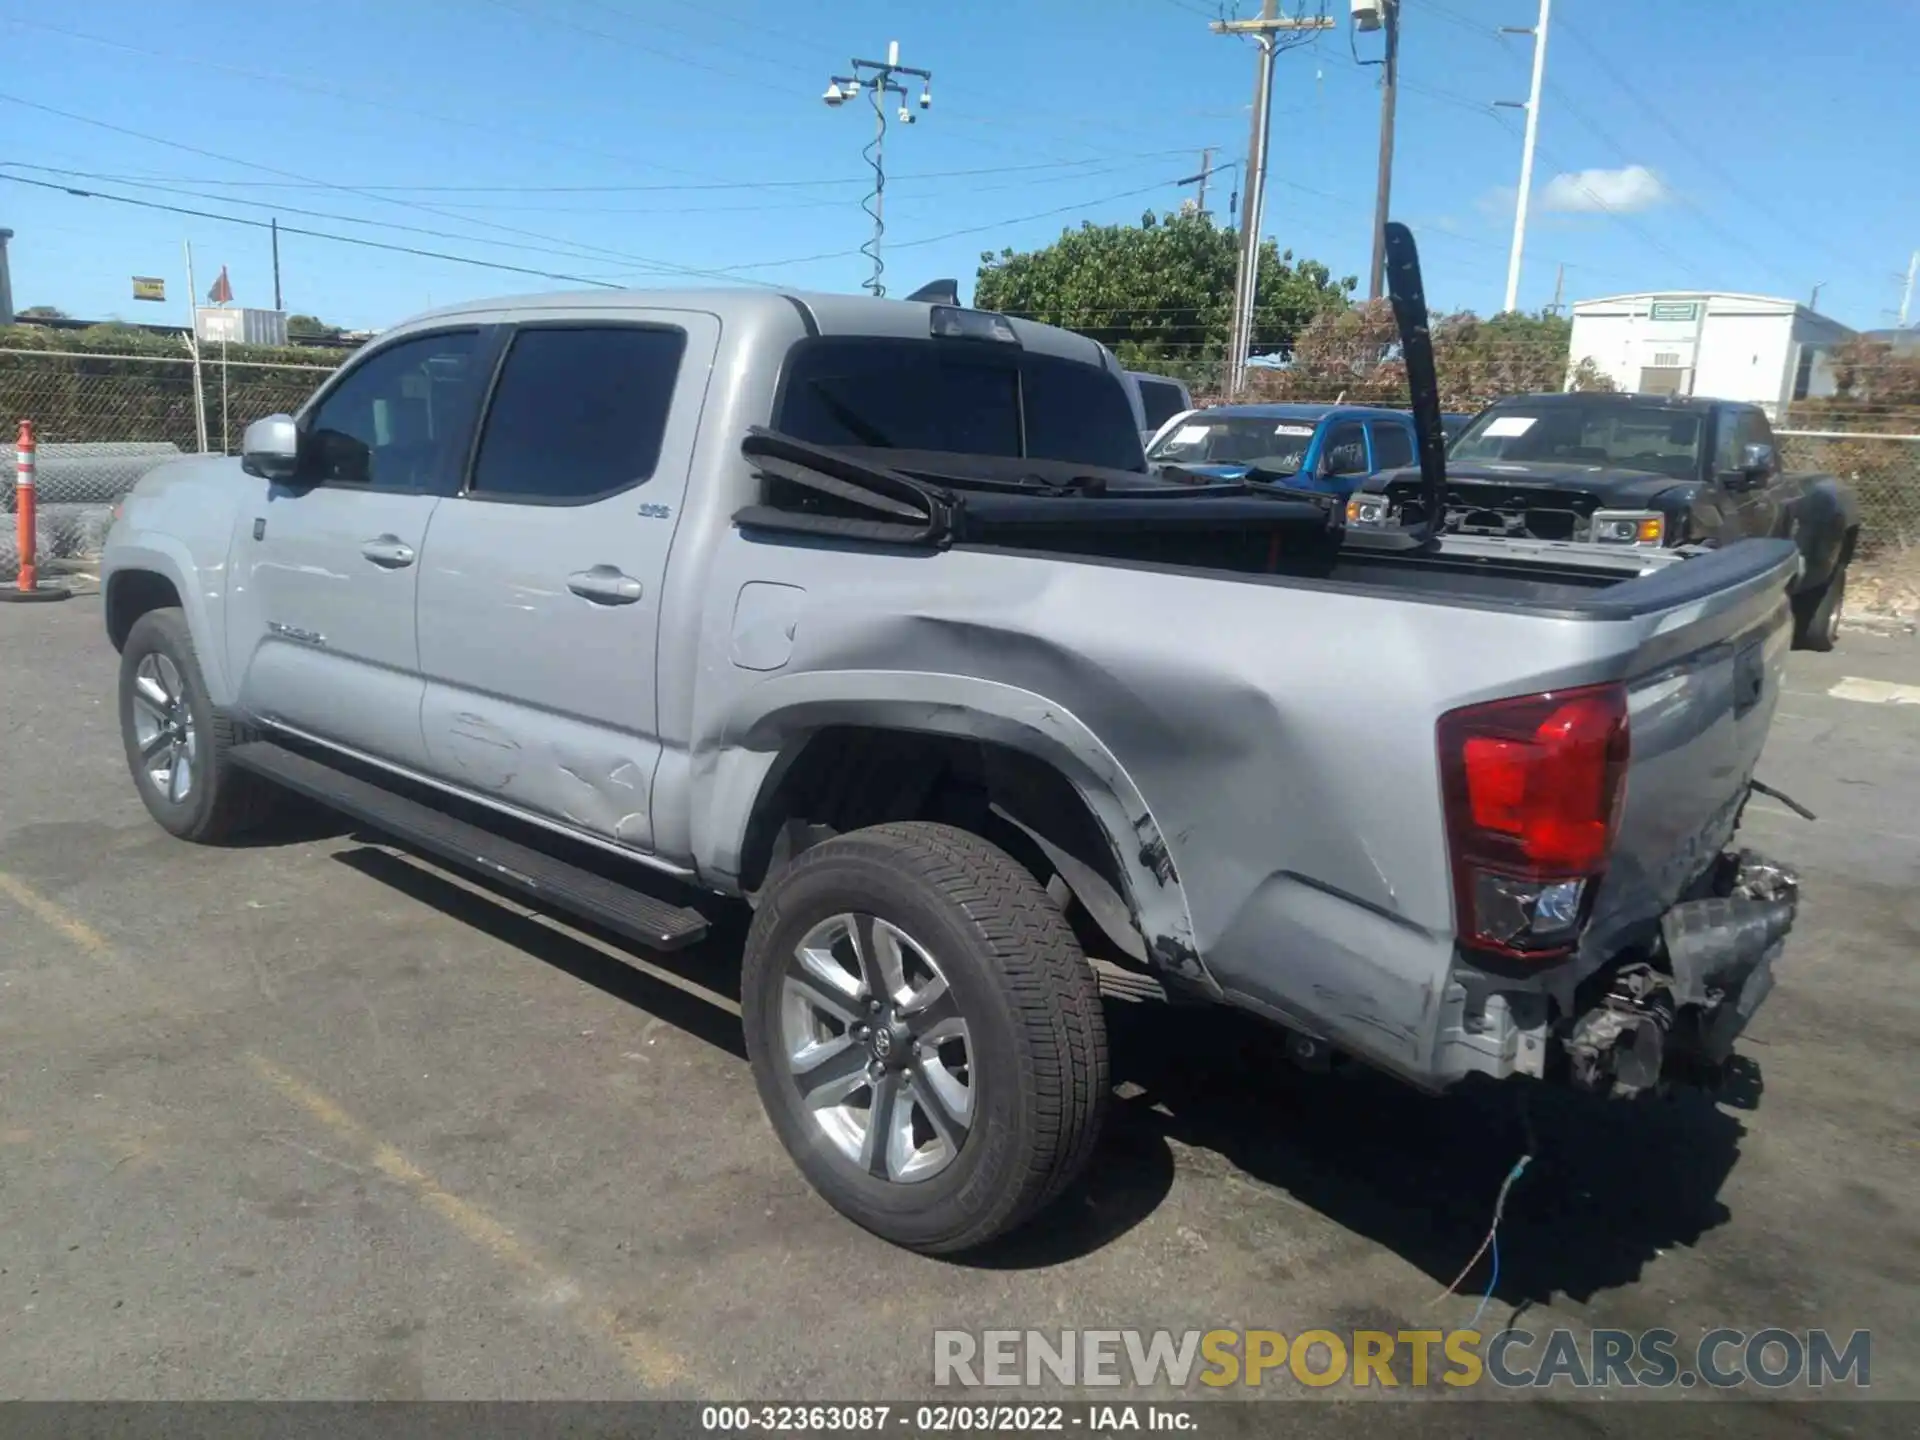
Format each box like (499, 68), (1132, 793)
(1136, 378), (1187, 429)
(777, 338), (1142, 471)
(1368, 421), (1414, 470)
(468, 326), (687, 503)
(1023, 355), (1146, 469)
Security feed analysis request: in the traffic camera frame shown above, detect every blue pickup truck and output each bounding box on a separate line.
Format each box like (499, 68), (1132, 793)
(1144, 403), (1420, 495)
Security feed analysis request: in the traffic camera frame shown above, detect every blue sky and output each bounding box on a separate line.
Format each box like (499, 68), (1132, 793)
(2, 0), (1914, 333)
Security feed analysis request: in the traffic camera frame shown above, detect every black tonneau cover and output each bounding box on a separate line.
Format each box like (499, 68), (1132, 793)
(734, 429), (1339, 550)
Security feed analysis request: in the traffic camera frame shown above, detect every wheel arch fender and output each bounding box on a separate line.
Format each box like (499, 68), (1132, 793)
(692, 671), (1208, 989)
(103, 537), (234, 705)
(1790, 477), (1860, 591)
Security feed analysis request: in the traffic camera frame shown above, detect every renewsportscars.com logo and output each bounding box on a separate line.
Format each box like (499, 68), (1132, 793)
(932, 1328), (1873, 1391)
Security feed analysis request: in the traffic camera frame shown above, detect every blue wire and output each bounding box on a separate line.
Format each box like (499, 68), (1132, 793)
(1467, 1230), (1500, 1331)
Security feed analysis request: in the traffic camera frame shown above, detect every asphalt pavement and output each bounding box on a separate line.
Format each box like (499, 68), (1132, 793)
(0, 594), (1914, 1418)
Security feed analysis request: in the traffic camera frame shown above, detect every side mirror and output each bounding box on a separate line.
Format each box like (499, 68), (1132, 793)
(240, 414), (301, 481)
(1741, 441), (1775, 475)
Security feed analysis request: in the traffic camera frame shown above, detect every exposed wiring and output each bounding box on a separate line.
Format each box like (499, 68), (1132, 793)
(1434, 1092), (1538, 1326)
(1468, 1231), (1502, 1330)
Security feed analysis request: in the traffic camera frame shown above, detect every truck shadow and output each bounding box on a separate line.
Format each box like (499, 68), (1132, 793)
(329, 844), (750, 1061)
(984, 1000), (1754, 1307)
(323, 839), (1752, 1301)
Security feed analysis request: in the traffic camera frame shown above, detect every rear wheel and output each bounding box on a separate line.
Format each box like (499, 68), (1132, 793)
(118, 608), (276, 842)
(1792, 561), (1847, 652)
(740, 821), (1108, 1254)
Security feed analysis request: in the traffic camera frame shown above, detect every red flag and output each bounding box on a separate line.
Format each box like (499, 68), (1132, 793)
(206, 266), (233, 304)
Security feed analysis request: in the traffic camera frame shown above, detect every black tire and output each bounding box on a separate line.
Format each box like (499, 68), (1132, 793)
(1792, 562), (1846, 652)
(741, 821), (1109, 1254)
(118, 607), (276, 842)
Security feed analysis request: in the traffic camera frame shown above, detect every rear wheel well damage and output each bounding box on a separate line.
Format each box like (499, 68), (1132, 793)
(104, 570), (183, 651)
(738, 726), (1200, 986)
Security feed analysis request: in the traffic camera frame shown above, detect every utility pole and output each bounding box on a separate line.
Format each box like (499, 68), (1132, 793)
(1212, 2), (1335, 395)
(271, 217), (283, 312)
(1900, 249), (1918, 328)
(1808, 281), (1825, 314)
(1499, 0), (1552, 314)
(1178, 148), (1217, 216)
(822, 41), (932, 298)
(1363, 1), (1401, 302)
(1548, 262), (1565, 316)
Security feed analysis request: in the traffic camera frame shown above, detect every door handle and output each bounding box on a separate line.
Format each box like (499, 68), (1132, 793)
(360, 535), (416, 569)
(567, 565), (643, 605)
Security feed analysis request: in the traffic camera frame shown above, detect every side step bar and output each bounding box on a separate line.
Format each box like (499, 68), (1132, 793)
(230, 741), (711, 952)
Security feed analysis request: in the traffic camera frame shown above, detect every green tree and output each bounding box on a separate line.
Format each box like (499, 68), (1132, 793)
(16, 305), (69, 320)
(1798, 335), (1920, 430)
(286, 313), (344, 340)
(1432, 311), (1587, 407)
(1250, 304), (1608, 409)
(972, 210), (1353, 387)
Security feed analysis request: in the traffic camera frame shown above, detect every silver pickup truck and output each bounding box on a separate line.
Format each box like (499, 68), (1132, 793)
(101, 228), (1802, 1254)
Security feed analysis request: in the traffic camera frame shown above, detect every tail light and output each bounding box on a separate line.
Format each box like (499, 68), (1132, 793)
(1437, 683), (1629, 959)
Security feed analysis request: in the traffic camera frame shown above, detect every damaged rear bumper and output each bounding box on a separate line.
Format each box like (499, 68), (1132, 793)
(1561, 851), (1797, 1098)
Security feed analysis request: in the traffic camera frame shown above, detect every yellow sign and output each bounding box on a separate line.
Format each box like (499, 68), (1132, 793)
(132, 276), (166, 302)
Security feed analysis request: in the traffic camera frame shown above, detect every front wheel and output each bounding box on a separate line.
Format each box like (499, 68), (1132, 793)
(740, 821), (1109, 1254)
(118, 607), (276, 842)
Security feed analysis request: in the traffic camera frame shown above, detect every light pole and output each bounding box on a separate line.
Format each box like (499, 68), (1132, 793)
(824, 41), (932, 298)
(1499, 0), (1552, 315)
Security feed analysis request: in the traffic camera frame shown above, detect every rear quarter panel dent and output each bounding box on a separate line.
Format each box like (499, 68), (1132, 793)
(693, 670), (1203, 979)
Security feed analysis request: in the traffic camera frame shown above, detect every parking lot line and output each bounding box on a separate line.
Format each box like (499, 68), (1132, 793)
(1829, 676), (1920, 705)
(0, 865), (701, 1396)
(245, 1050), (698, 1393)
(0, 871), (117, 956)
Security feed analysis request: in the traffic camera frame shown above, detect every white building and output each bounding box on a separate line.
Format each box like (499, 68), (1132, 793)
(1567, 292), (1856, 421)
(194, 305), (289, 348)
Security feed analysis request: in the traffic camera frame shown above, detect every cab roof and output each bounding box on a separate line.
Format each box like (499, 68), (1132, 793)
(390, 287), (1113, 369)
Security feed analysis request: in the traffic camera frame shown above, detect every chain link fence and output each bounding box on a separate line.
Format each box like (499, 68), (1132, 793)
(1774, 431), (1920, 556)
(2, 347), (339, 578)
(2, 343), (1917, 610)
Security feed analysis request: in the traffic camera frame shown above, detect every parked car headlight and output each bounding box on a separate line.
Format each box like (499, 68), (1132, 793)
(1346, 493), (1392, 526)
(1590, 510), (1665, 546)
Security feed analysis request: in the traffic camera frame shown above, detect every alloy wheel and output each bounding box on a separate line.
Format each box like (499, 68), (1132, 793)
(130, 652), (198, 804)
(780, 912), (975, 1183)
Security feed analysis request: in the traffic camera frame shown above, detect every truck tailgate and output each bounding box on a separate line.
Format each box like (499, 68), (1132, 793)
(1579, 550), (1795, 964)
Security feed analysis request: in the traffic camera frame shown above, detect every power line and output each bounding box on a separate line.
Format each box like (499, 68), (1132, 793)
(710, 179), (1184, 275)
(0, 172), (628, 290)
(1549, 11), (1861, 267)
(1537, 75), (1803, 291)
(1, 156), (1184, 209)
(3, 13), (1183, 188)
(474, 0), (782, 89)
(0, 91), (783, 286)
(0, 16), (716, 184)
(0, 165), (761, 271)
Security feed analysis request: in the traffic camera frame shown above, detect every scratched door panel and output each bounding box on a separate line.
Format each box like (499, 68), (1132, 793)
(415, 312), (721, 853)
(230, 488), (442, 767)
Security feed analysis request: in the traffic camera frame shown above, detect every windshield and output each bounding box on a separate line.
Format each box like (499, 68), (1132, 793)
(1451, 400), (1706, 479)
(1147, 414), (1317, 473)
(776, 337), (1146, 473)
